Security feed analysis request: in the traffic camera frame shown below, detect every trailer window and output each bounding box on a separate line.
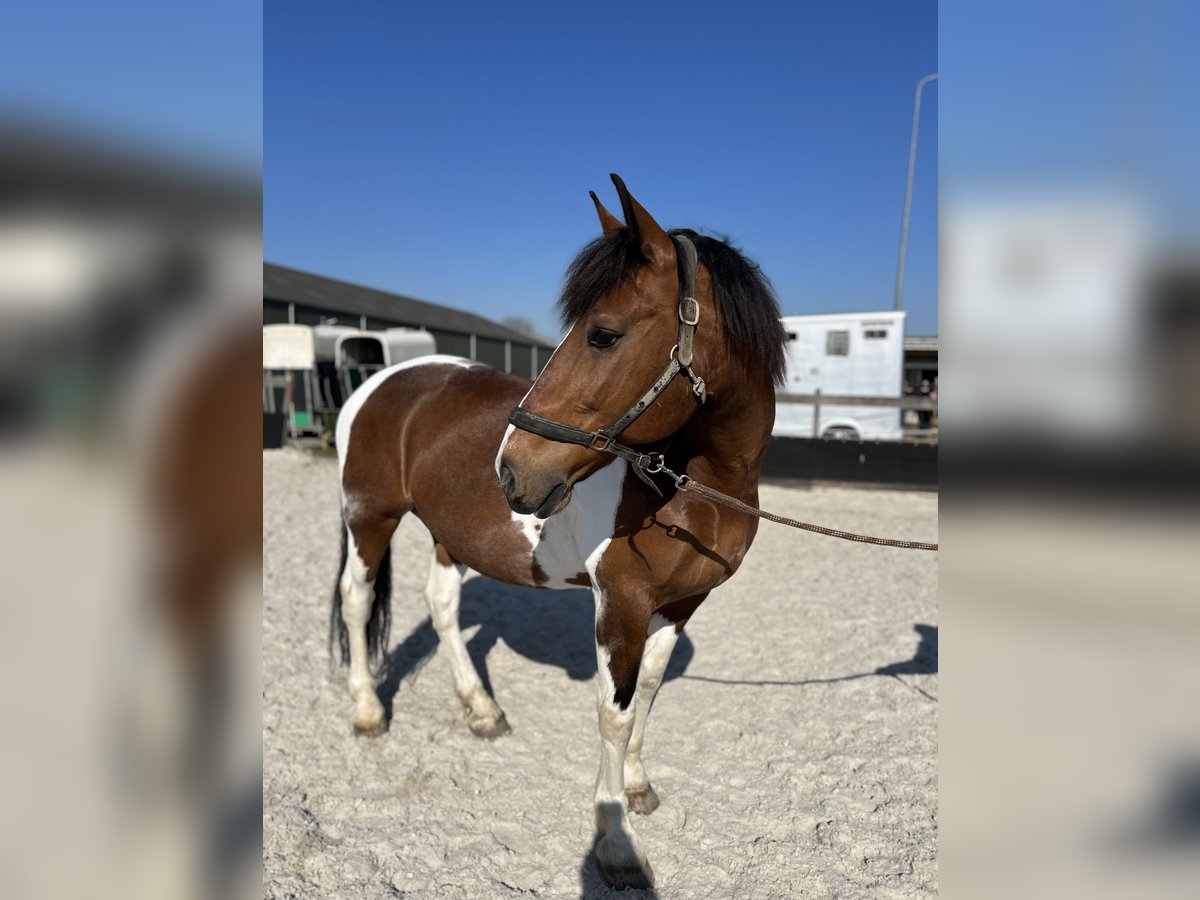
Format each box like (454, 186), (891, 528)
(864, 329), (888, 339)
(825, 330), (849, 356)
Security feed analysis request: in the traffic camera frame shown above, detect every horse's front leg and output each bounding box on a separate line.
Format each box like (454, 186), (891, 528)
(623, 617), (679, 815)
(591, 586), (655, 889)
(624, 593), (707, 815)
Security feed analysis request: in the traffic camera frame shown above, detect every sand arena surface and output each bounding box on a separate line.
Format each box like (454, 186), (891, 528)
(264, 448), (937, 898)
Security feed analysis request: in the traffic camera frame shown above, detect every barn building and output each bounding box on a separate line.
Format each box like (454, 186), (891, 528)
(263, 262), (557, 377)
(903, 334), (938, 390)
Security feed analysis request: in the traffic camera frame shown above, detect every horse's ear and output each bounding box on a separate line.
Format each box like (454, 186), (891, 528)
(610, 173), (674, 270)
(589, 190), (624, 235)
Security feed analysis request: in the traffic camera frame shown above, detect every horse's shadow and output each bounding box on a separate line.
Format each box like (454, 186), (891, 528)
(377, 577), (694, 718)
(377, 613), (931, 899)
(875, 623), (937, 677)
(677, 623), (938, 694)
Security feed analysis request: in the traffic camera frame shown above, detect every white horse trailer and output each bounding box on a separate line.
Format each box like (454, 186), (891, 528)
(774, 311), (906, 441)
(311, 325), (361, 413)
(335, 328), (437, 396)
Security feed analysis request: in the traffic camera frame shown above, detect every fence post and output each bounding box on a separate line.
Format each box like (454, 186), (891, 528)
(812, 388), (821, 438)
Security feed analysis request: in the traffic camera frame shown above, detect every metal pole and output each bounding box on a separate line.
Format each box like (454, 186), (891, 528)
(893, 73), (937, 311)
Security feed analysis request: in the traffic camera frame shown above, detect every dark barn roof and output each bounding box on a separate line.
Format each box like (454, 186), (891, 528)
(264, 262), (553, 348)
(2, 119), (259, 218)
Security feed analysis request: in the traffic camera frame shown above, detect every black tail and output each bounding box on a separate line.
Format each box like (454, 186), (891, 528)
(329, 523), (393, 669)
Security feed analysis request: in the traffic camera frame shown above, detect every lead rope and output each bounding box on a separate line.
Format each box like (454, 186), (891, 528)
(646, 458), (939, 552)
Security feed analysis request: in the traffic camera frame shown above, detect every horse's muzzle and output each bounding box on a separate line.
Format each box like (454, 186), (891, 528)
(498, 462), (569, 519)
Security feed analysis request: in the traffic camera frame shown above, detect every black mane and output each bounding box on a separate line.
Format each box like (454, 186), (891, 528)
(559, 227), (787, 385)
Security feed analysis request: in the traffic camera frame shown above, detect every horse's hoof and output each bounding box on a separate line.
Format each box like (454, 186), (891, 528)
(595, 835), (655, 889)
(353, 717), (387, 738)
(468, 712), (511, 739)
(625, 785), (660, 816)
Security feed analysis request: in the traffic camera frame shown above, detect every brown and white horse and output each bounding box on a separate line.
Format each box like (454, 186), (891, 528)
(331, 175), (785, 888)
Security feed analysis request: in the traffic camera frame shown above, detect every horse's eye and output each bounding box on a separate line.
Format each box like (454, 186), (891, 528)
(587, 329), (622, 349)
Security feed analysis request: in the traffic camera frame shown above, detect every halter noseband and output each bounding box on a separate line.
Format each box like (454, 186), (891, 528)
(507, 234), (707, 495)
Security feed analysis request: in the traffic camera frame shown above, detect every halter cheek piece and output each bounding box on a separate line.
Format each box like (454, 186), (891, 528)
(507, 234), (706, 495)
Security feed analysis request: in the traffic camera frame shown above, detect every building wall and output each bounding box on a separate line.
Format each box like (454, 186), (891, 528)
(426, 328), (471, 358)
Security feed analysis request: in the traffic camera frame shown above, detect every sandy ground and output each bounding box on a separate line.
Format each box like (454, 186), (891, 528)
(264, 448), (938, 899)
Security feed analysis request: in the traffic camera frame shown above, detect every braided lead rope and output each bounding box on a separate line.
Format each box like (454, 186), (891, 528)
(649, 462), (938, 552)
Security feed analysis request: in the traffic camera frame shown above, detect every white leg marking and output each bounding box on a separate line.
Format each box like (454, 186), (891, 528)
(590, 582), (654, 887)
(625, 618), (680, 801)
(423, 547), (509, 737)
(593, 634), (634, 829)
(339, 527), (385, 734)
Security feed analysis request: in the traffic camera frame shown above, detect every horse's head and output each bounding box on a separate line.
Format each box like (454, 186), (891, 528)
(497, 175), (714, 518)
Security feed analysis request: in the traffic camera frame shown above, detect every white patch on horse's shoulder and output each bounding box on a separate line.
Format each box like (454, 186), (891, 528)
(575, 461), (626, 562)
(511, 509), (541, 550)
(504, 460), (626, 589)
(507, 506), (576, 589)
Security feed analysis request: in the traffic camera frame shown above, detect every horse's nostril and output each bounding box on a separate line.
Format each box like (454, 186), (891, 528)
(498, 464), (516, 497)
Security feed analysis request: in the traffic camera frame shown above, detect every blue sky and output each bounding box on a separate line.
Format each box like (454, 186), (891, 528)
(941, 1), (1198, 242)
(265, 2), (938, 338)
(0, 2), (262, 169)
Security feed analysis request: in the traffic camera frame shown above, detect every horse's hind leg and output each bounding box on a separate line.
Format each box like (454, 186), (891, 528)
(425, 543), (510, 738)
(338, 516), (398, 736)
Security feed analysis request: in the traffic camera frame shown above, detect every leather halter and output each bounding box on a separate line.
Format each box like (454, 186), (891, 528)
(507, 234), (707, 494)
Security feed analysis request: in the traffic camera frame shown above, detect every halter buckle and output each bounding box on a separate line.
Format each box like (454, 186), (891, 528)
(679, 297), (700, 326)
(590, 433), (612, 452)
